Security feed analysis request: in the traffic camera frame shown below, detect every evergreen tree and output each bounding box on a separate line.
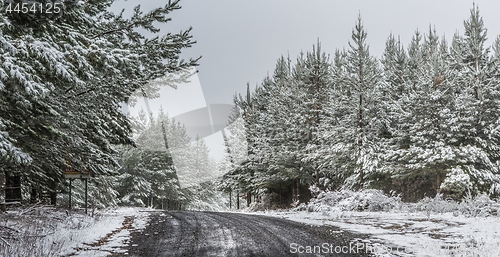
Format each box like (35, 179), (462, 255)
(295, 40), (333, 187)
(318, 15), (382, 189)
(493, 36), (500, 62)
(387, 28), (456, 200)
(381, 33), (408, 99)
(185, 179), (229, 211)
(0, 0), (198, 203)
(440, 5), (500, 197)
(407, 29), (424, 89)
(116, 111), (182, 207)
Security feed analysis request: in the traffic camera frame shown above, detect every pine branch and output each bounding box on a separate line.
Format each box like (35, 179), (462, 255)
(0, 236), (10, 247)
(91, 22), (139, 39)
(91, 0), (181, 40)
(64, 86), (75, 94)
(66, 88), (95, 99)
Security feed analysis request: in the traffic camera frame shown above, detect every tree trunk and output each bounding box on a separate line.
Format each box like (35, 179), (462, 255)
(358, 93), (364, 189)
(247, 192), (251, 207)
(0, 172), (5, 203)
(296, 179), (300, 203)
(229, 190), (232, 209)
(236, 190), (240, 209)
(30, 185), (39, 203)
(279, 184), (282, 207)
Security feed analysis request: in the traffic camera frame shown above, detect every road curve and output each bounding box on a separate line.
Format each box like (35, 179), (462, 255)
(125, 211), (373, 257)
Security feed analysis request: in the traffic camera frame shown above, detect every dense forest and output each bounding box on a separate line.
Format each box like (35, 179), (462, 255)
(219, 5), (500, 205)
(0, 0), (221, 209)
(65, 108), (226, 210)
(1, 2), (500, 210)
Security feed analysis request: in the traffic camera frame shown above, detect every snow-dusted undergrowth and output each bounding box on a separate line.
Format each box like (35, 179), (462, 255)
(0, 205), (150, 257)
(259, 188), (500, 256)
(297, 187), (500, 217)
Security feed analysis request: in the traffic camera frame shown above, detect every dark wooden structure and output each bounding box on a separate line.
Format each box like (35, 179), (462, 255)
(65, 171), (91, 214)
(5, 175), (21, 202)
(1, 174), (21, 212)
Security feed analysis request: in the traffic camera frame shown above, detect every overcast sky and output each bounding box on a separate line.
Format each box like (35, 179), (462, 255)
(113, 0), (500, 105)
(112, 0), (500, 163)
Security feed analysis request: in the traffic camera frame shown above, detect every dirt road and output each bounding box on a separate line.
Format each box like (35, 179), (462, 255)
(125, 211), (373, 257)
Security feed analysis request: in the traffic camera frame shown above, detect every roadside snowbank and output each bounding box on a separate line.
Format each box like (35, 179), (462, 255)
(257, 189), (500, 257)
(0, 206), (151, 257)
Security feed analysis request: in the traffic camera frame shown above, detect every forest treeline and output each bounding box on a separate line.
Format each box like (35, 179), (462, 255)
(218, 5), (500, 204)
(2, 2), (500, 210)
(0, 0), (212, 208)
(66, 109), (225, 210)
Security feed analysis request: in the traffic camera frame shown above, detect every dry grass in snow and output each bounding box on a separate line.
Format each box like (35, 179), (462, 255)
(0, 205), (151, 257)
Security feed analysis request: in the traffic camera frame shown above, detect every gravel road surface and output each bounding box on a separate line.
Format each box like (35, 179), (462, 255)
(125, 211), (374, 257)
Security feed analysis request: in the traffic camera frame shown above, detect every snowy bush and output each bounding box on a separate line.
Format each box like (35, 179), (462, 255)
(308, 185), (321, 198)
(459, 192), (499, 217)
(439, 167), (473, 200)
(338, 189), (400, 211)
(301, 189), (401, 212)
(412, 194), (458, 214)
(409, 192), (500, 217)
(300, 188), (500, 217)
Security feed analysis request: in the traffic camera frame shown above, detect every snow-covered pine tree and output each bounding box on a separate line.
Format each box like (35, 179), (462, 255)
(116, 110), (187, 208)
(187, 136), (216, 185)
(294, 40), (333, 189)
(439, 5), (500, 198)
(262, 55), (306, 203)
(386, 25), (457, 200)
(406, 29), (424, 90)
(218, 106), (248, 184)
(381, 33), (408, 99)
(311, 48), (350, 190)
(320, 15), (382, 190)
(0, 0), (198, 204)
(268, 55), (308, 202)
(217, 134), (238, 196)
(232, 83), (262, 199)
(217, 107), (244, 194)
(180, 137), (228, 210)
(493, 35), (500, 62)
(369, 32), (409, 191)
(246, 45), (333, 204)
(184, 179), (229, 211)
(422, 26), (440, 63)
(115, 145), (154, 206)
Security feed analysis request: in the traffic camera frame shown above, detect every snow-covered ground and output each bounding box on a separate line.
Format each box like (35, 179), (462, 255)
(3, 190), (500, 257)
(253, 189), (500, 257)
(259, 209), (499, 256)
(0, 206), (152, 257)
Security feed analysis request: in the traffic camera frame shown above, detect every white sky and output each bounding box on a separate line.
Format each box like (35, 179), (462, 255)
(126, 72), (206, 118)
(124, 72), (228, 163)
(114, 0), (500, 162)
(112, 0), (500, 105)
